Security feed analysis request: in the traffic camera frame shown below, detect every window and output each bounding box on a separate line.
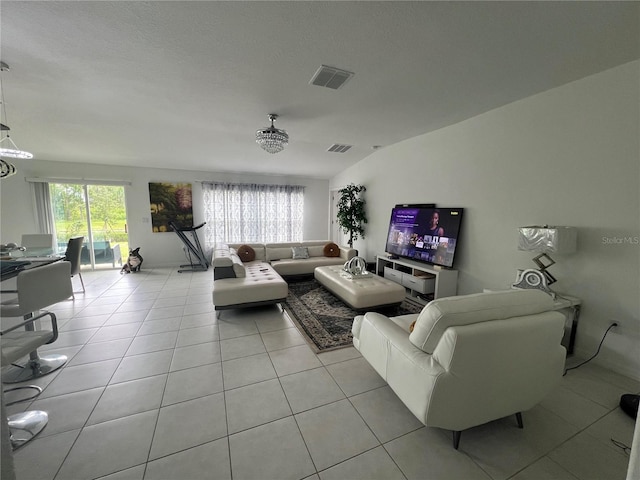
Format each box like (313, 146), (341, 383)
(30, 179), (129, 269)
(202, 182), (304, 250)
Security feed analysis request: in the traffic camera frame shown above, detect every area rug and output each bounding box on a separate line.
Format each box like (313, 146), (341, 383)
(282, 278), (424, 353)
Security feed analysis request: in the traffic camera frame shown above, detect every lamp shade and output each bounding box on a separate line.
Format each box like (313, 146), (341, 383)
(518, 226), (577, 254)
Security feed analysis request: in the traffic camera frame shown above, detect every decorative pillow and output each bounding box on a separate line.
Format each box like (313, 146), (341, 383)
(409, 320), (417, 333)
(323, 242), (340, 257)
(237, 244), (256, 262)
(291, 246), (309, 259)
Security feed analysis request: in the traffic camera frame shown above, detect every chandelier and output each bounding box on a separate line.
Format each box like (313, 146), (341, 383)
(0, 61), (32, 178)
(1, 135), (33, 159)
(256, 114), (289, 154)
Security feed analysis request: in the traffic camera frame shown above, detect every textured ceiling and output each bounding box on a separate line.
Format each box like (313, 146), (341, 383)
(1, 1), (638, 179)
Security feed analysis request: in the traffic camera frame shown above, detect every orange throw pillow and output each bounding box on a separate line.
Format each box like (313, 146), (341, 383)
(323, 242), (340, 257)
(237, 244), (256, 262)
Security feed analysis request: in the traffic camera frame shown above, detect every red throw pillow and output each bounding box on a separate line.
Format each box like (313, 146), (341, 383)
(323, 242), (340, 257)
(237, 244), (256, 262)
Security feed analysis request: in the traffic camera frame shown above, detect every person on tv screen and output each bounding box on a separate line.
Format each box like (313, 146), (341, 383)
(427, 210), (444, 237)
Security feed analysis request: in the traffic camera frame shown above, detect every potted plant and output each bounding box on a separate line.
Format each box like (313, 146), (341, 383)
(336, 183), (367, 248)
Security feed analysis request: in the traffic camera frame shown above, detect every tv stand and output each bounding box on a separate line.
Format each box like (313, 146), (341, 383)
(376, 254), (458, 302)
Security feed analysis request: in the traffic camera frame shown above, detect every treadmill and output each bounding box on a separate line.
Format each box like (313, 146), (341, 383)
(169, 221), (209, 273)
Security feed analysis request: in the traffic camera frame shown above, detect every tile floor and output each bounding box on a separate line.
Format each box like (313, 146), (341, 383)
(3, 268), (638, 480)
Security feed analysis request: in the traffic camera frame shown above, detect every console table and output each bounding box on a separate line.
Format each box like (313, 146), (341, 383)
(375, 254), (458, 303)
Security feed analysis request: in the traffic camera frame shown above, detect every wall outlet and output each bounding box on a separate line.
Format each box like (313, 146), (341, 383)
(611, 320), (620, 330)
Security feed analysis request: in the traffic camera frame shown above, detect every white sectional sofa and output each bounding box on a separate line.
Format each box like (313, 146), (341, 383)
(211, 241), (356, 315)
(264, 241), (356, 276)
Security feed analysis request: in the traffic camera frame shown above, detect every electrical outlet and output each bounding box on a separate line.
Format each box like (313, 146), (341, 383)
(611, 320), (620, 329)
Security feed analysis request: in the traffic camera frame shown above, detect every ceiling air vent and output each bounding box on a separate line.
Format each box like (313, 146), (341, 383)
(310, 65), (354, 90)
(327, 144), (352, 153)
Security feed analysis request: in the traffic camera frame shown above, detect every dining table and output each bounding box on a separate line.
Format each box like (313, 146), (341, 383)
(0, 249), (65, 284)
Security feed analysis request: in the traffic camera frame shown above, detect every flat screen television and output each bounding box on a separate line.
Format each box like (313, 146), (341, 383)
(385, 206), (464, 268)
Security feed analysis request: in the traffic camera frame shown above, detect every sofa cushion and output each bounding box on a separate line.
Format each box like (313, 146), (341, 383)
(213, 244), (233, 267)
(307, 245), (325, 257)
(237, 244), (256, 262)
(291, 246), (309, 259)
(267, 246), (294, 261)
(212, 262), (288, 308)
(323, 242), (340, 257)
(409, 289), (555, 354)
(228, 243), (266, 261)
(230, 253), (246, 278)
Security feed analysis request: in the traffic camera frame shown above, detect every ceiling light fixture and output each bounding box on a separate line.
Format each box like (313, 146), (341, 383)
(0, 61), (33, 167)
(256, 114), (289, 154)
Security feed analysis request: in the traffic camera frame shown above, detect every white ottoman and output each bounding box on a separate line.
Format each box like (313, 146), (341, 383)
(314, 265), (406, 310)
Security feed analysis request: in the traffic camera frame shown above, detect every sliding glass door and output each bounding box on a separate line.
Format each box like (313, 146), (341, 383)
(50, 183), (129, 269)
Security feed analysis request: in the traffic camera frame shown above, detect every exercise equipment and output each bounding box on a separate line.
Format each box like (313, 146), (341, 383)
(169, 221), (209, 273)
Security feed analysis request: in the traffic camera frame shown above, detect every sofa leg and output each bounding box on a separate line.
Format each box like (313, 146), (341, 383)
(216, 311), (221, 320)
(515, 412), (523, 429)
(452, 431), (461, 450)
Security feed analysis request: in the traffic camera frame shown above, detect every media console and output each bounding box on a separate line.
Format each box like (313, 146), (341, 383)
(375, 254), (458, 303)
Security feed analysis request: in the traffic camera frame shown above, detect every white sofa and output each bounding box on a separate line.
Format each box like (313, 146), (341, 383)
(211, 243), (286, 317)
(264, 241), (356, 276)
(212, 241), (356, 315)
(352, 289), (566, 449)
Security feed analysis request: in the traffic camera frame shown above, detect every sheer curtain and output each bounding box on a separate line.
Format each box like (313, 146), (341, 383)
(202, 182), (304, 252)
(30, 182), (55, 235)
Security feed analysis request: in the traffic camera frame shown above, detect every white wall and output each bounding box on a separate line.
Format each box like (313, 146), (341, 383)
(0, 162), (329, 267)
(331, 61), (640, 379)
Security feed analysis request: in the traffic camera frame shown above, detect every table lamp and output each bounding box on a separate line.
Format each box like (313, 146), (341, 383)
(517, 225), (577, 285)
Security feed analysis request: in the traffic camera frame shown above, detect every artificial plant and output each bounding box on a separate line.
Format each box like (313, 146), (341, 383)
(336, 183), (367, 248)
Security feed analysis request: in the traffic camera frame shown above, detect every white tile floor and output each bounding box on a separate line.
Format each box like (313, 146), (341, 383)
(3, 268), (638, 480)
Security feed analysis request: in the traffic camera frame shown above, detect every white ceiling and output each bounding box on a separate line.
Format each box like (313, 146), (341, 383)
(1, 1), (638, 179)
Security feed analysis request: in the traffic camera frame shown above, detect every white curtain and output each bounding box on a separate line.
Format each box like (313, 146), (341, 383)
(202, 182), (304, 251)
(30, 182), (55, 236)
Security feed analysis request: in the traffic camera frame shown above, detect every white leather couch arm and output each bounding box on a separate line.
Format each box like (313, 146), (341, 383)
(356, 312), (445, 423)
(339, 246), (357, 261)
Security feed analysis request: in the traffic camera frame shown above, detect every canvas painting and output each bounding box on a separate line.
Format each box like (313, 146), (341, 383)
(149, 182), (193, 232)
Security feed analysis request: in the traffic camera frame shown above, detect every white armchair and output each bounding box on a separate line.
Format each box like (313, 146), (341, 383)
(352, 289), (566, 449)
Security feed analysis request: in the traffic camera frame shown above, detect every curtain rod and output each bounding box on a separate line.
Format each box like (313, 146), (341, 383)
(26, 177), (132, 186)
(201, 181), (305, 189)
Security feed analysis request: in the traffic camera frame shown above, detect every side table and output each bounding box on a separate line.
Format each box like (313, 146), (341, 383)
(484, 288), (581, 356)
(552, 293), (581, 355)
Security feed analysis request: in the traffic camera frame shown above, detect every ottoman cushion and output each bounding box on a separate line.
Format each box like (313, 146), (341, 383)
(314, 265), (406, 310)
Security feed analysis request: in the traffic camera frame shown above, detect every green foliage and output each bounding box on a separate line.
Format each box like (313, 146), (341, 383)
(336, 183), (367, 248)
(149, 182), (193, 232)
(50, 183), (127, 243)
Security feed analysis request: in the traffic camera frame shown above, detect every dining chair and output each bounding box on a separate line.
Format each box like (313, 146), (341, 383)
(64, 236), (85, 295)
(0, 261), (72, 449)
(1, 261), (72, 384)
(19, 234), (53, 251)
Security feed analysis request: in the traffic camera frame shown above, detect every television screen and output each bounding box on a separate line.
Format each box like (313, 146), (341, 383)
(385, 206), (464, 268)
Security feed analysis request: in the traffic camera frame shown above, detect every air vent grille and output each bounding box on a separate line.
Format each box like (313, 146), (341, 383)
(310, 65), (354, 90)
(328, 144), (352, 153)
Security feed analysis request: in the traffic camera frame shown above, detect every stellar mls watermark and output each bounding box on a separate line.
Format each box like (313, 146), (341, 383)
(602, 236), (640, 245)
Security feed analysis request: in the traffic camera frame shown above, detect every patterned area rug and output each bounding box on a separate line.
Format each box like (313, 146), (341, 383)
(282, 278), (424, 353)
